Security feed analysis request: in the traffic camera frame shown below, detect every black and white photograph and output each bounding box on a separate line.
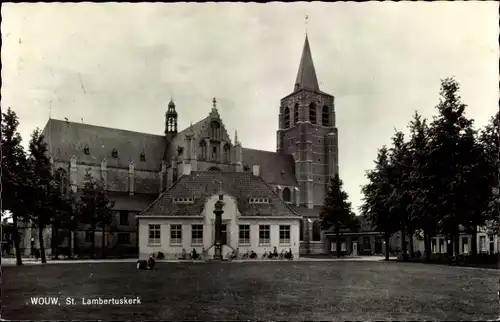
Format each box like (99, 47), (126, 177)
(1, 2), (499, 321)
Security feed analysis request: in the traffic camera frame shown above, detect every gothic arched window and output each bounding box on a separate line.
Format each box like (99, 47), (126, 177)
(322, 106), (329, 126)
(293, 103), (299, 125)
(212, 145), (218, 160)
(83, 144), (90, 155)
(309, 103), (317, 124)
(200, 141), (207, 160)
(211, 121), (221, 139)
(282, 187), (291, 202)
(312, 220), (321, 241)
(223, 144), (230, 163)
(284, 107), (290, 129)
(54, 168), (68, 196)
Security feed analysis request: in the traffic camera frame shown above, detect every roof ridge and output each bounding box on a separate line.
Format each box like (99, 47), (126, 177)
(256, 175), (300, 217)
(49, 118), (165, 138)
(138, 175), (187, 216)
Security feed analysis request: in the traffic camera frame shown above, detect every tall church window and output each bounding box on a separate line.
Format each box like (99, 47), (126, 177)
(299, 219), (304, 241)
(200, 141), (207, 160)
(293, 104), (299, 124)
(284, 107), (290, 129)
(312, 220), (321, 241)
(282, 187), (291, 202)
(309, 103), (317, 124)
(322, 106), (329, 126)
(54, 168), (68, 196)
(211, 121), (221, 139)
(212, 145), (219, 160)
(223, 144), (230, 163)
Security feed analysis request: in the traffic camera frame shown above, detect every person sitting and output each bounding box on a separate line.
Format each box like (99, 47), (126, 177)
(272, 246), (278, 258)
(250, 250), (257, 259)
(180, 248), (187, 260)
(147, 255), (156, 270)
(137, 259), (147, 270)
(191, 248), (199, 260)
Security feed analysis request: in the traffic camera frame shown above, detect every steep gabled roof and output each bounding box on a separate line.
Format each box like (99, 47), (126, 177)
(294, 35), (320, 92)
(42, 119), (166, 171)
(242, 148), (297, 186)
(165, 106), (233, 161)
(138, 171), (300, 217)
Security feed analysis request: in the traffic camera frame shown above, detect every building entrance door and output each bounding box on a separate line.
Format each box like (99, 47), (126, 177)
(375, 238), (383, 254)
(352, 241), (358, 256)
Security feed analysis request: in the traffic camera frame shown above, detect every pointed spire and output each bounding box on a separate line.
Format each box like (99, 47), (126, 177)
(212, 97), (217, 110)
(234, 129), (239, 145)
(294, 34), (319, 92)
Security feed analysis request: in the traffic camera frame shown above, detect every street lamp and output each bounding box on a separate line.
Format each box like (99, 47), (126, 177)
(213, 194), (224, 261)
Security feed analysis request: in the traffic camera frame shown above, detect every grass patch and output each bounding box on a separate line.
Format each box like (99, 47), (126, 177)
(2, 261), (498, 320)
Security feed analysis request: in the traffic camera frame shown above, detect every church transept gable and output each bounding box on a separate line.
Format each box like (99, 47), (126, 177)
(197, 105), (232, 144)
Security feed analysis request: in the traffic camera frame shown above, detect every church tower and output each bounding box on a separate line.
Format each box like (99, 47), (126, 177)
(165, 99), (178, 142)
(277, 35), (339, 209)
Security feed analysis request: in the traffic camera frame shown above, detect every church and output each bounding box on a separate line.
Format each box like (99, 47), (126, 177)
(42, 35), (341, 259)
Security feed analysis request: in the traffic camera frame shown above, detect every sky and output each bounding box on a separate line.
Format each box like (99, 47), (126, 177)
(2, 2), (498, 214)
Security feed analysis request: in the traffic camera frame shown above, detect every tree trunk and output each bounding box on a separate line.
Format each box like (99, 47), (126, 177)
(470, 226), (478, 257)
(38, 225), (47, 264)
(384, 234), (390, 260)
(12, 214), (23, 266)
(401, 228), (408, 261)
(67, 228), (73, 259)
(101, 226), (106, 259)
(454, 230), (460, 257)
(52, 225), (59, 259)
(424, 232), (431, 262)
(335, 229), (341, 258)
(408, 230), (415, 258)
(74, 230), (78, 257)
(91, 228), (96, 259)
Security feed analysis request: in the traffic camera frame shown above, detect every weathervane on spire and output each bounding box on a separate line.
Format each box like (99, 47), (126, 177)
(305, 14), (309, 35)
(212, 97), (217, 109)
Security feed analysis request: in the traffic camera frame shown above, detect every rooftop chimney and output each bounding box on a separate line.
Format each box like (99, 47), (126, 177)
(252, 164), (260, 177)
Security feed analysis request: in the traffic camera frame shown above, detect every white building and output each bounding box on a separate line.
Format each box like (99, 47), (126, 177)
(136, 165), (301, 259)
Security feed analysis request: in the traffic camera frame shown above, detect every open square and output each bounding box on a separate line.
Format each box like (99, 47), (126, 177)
(2, 261), (498, 320)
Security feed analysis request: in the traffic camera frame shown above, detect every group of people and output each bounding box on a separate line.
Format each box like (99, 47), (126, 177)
(179, 248), (206, 260)
(262, 246), (294, 260)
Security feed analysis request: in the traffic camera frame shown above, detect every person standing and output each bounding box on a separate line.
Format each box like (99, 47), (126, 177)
(30, 237), (35, 258)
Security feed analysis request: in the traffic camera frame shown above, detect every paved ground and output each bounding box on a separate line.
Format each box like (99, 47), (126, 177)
(0, 255), (393, 266)
(2, 260), (498, 320)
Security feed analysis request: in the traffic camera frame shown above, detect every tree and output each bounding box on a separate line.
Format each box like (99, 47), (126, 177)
(320, 174), (358, 258)
(480, 112), (500, 232)
(27, 128), (60, 264)
(95, 179), (114, 258)
(360, 146), (397, 260)
(427, 78), (478, 256)
(406, 111), (436, 261)
(387, 130), (413, 260)
(1, 108), (29, 266)
(78, 170), (114, 258)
